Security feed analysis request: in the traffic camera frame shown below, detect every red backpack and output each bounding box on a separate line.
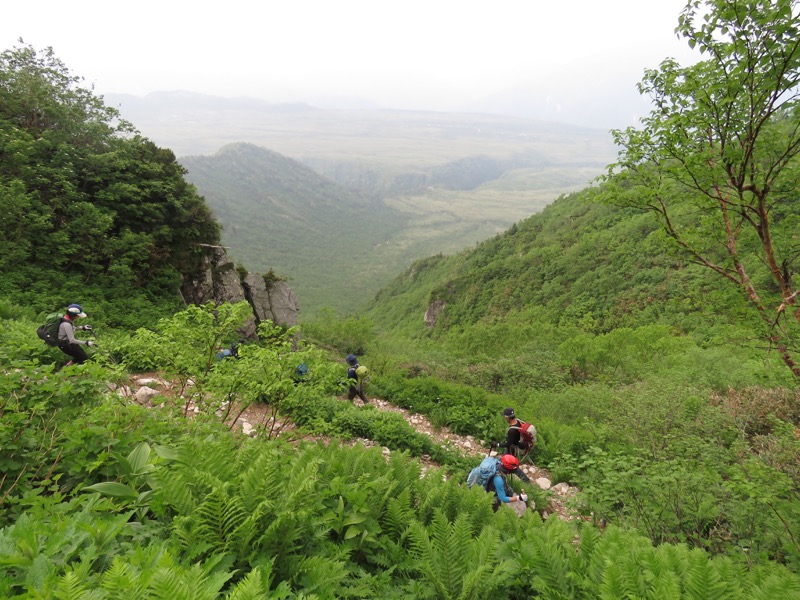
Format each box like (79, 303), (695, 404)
(509, 421), (537, 457)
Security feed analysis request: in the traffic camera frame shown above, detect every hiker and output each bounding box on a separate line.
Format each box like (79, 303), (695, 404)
(216, 341), (239, 361)
(345, 353), (368, 403)
(57, 304), (95, 365)
(488, 454), (528, 512)
(492, 407), (536, 464)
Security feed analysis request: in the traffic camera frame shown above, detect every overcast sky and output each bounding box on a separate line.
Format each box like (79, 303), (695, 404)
(2, 0), (698, 129)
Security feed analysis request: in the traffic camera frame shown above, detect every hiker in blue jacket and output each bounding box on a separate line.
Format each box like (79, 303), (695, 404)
(58, 303), (94, 365)
(487, 454), (528, 511)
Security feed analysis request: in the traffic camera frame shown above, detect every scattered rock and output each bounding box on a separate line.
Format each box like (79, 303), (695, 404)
(133, 377), (165, 388)
(552, 482), (572, 495)
(134, 386), (161, 405)
(535, 477), (552, 490)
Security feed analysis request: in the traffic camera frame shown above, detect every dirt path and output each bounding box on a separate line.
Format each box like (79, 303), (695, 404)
(238, 394), (580, 521)
(125, 374), (579, 520)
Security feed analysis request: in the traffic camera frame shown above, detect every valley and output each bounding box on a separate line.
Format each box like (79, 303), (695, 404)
(110, 92), (617, 314)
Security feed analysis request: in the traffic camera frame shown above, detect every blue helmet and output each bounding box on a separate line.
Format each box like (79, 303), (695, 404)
(345, 354), (358, 367)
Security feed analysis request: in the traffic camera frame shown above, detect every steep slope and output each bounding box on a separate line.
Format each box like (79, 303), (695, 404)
(181, 143), (408, 315)
(366, 188), (751, 338)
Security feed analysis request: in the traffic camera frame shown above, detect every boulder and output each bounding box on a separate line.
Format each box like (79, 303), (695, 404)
(181, 246), (299, 338)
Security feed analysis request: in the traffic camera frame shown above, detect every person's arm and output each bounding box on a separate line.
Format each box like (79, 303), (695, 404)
(493, 475), (518, 503)
(512, 466), (531, 483)
(60, 321), (89, 345)
(498, 426), (520, 449)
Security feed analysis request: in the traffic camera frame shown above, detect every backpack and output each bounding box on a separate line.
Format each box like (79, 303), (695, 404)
(467, 456), (500, 489)
(509, 421), (537, 456)
(36, 312), (65, 347)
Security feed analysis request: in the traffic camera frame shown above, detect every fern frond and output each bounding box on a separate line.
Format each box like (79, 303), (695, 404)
(745, 572), (800, 600)
(684, 549), (734, 600)
(223, 568), (267, 600)
(100, 558), (148, 599)
(383, 490), (414, 540)
(55, 568), (95, 600)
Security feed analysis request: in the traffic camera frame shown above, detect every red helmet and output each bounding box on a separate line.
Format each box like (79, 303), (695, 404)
(500, 454), (519, 471)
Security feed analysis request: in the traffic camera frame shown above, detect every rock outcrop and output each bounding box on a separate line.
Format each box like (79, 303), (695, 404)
(424, 299), (446, 328)
(181, 246), (299, 339)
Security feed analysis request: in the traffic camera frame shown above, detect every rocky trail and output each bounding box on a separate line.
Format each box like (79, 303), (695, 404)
(123, 374), (580, 521)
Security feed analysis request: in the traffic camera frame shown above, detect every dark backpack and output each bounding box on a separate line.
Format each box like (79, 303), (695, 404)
(37, 313), (64, 347)
(466, 457), (500, 489)
(509, 421), (537, 456)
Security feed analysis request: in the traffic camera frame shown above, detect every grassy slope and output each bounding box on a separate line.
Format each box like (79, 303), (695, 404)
(365, 187), (762, 350)
(180, 143), (406, 314)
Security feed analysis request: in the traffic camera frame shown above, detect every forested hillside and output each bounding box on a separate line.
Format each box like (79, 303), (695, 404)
(180, 143), (408, 314)
(0, 45), (221, 325)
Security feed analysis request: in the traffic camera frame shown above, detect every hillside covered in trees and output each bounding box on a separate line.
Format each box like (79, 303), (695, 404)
(0, 45), (221, 326)
(2, 0), (800, 597)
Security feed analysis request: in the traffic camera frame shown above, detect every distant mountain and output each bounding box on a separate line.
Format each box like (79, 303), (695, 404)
(104, 91), (617, 162)
(123, 92), (620, 315)
(180, 143), (410, 315)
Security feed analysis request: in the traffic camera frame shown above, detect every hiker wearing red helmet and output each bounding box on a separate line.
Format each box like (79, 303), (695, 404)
(487, 454), (528, 511)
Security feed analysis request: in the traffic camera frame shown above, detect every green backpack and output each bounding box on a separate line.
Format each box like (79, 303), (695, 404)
(36, 312), (64, 347)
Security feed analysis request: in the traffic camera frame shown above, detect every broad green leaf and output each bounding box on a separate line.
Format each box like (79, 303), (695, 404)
(83, 482), (138, 500)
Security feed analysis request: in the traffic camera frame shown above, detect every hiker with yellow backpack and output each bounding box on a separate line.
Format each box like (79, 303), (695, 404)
(345, 354), (369, 403)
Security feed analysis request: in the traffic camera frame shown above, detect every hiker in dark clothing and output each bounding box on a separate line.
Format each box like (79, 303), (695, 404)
(492, 407), (531, 463)
(58, 304), (94, 365)
(490, 407), (534, 482)
(487, 454), (528, 511)
(346, 354), (368, 403)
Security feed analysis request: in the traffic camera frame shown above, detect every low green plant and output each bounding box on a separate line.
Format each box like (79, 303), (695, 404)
(83, 441), (178, 523)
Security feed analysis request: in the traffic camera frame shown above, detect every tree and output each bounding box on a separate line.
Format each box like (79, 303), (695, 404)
(0, 42), (220, 315)
(602, 0), (800, 378)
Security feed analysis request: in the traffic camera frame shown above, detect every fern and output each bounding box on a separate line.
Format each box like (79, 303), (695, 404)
(223, 567), (267, 600)
(54, 568), (98, 600)
(99, 558), (148, 599)
(406, 511), (503, 600)
(684, 549), (734, 600)
(383, 490), (414, 540)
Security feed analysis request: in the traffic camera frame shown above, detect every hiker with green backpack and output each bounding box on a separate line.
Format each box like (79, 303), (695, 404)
(37, 303), (96, 365)
(345, 354), (369, 403)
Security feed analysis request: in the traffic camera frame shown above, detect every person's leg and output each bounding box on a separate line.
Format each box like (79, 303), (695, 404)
(348, 385), (357, 401)
(59, 343), (88, 364)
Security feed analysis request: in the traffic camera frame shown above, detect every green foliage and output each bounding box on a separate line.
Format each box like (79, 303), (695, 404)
(300, 307), (376, 357)
(82, 442), (178, 523)
(0, 42), (220, 318)
(405, 511), (513, 599)
(603, 0), (800, 377)
(369, 374), (502, 440)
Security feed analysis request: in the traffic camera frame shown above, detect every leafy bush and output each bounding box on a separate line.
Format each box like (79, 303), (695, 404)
(300, 307), (375, 356)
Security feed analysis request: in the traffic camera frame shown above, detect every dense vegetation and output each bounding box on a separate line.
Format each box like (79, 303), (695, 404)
(3, 0), (800, 596)
(0, 43), (220, 325)
(179, 143), (408, 315)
